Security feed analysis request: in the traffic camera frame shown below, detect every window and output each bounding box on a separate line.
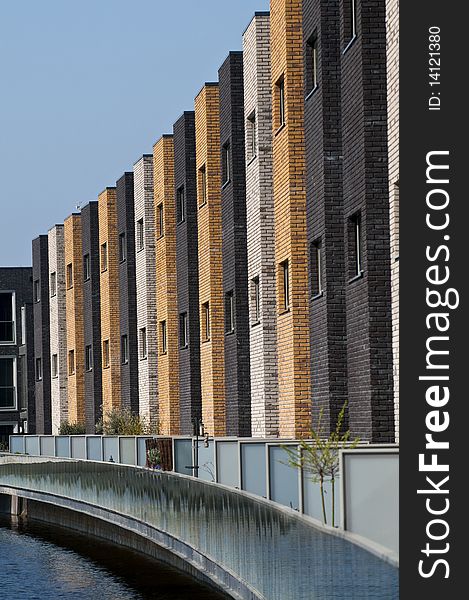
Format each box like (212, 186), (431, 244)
(50, 271), (57, 296)
(280, 260), (290, 312)
(276, 76), (285, 129)
(137, 218), (144, 250)
(0, 292), (15, 343)
(51, 354), (58, 378)
(349, 213), (363, 278)
(85, 345), (93, 371)
(160, 321), (167, 354)
(66, 264), (73, 289)
(177, 187), (185, 224)
(68, 349), (75, 375)
(306, 34), (318, 95)
(251, 277), (260, 324)
(103, 340), (110, 368)
(344, 0), (357, 46)
(83, 254), (90, 281)
(179, 312), (188, 348)
(222, 142), (231, 185)
(119, 232), (126, 262)
(311, 240), (323, 297)
(20, 306), (26, 345)
(202, 302), (210, 341)
(225, 291), (234, 333)
(34, 279), (40, 302)
(121, 335), (129, 364)
(198, 165), (207, 207)
(0, 357), (16, 409)
(157, 204), (164, 238)
(247, 112), (257, 160)
(101, 242), (108, 272)
(139, 327), (147, 359)
(35, 357), (42, 381)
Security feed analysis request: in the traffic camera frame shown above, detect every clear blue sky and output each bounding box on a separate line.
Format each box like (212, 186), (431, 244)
(0, 0), (269, 266)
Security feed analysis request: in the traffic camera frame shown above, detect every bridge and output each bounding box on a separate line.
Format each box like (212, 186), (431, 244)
(0, 455), (398, 600)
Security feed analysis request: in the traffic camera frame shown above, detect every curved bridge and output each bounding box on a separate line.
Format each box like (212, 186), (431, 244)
(0, 456), (398, 600)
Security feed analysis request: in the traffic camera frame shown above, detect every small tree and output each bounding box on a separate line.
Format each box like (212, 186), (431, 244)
(96, 408), (155, 435)
(59, 421), (87, 435)
(282, 403), (359, 527)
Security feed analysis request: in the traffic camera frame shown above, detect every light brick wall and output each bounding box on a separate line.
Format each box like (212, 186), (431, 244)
(195, 84), (226, 437)
(271, 0), (312, 437)
(48, 225), (68, 433)
(387, 0), (399, 441)
(98, 188), (121, 415)
(134, 155), (158, 429)
(154, 137), (180, 435)
(243, 14), (279, 438)
(64, 214), (85, 425)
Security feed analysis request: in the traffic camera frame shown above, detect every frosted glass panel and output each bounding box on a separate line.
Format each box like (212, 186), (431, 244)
(216, 442), (239, 487)
(241, 443), (266, 498)
(40, 436), (55, 457)
(269, 445), (299, 509)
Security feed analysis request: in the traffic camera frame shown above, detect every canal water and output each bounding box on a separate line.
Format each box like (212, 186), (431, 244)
(0, 516), (229, 600)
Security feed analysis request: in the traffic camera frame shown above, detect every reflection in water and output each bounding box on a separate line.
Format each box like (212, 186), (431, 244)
(0, 516), (228, 600)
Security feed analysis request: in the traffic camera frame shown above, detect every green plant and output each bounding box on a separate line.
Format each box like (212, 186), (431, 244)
(0, 441), (8, 452)
(96, 408), (156, 436)
(147, 447), (161, 468)
(282, 403), (359, 527)
(59, 421), (87, 435)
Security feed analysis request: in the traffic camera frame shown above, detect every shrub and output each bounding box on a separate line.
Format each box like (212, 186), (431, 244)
(59, 421), (87, 435)
(96, 408), (155, 436)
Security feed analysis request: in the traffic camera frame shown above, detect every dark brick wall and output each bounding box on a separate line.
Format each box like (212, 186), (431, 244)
(339, 0), (394, 441)
(218, 52), (251, 436)
(173, 111), (202, 434)
(0, 267), (34, 431)
(116, 172), (139, 414)
(32, 235), (51, 433)
(304, 0), (348, 434)
(81, 202), (102, 431)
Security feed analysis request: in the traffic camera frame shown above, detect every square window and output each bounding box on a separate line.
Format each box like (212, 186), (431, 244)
(34, 279), (40, 302)
(50, 272), (57, 297)
(311, 240), (323, 297)
(51, 354), (58, 378)
(66, 264), (73, 289)
(101, 243), (108, 272)
(279, 259), (290, 312)
(103, 340), (110, 368)
(68, 349), (75, 375)
(225, 291), (234, 333)
(222, 142), (231, 185)
(121, 335), (129, 364)
(160, 321), (167, 354)
(306, 34), (318, 95)
(0, 292), (15, 343)
(177, 187), (185, 223)
(179, 312), (188, 348)
(85, 345), (93, 371)
(119, 232), (126, 262)
(139, 327), (147, 359)
(198, 165), (207, 207)
(202, 302), (210, 341)
(157, 204), (164, 238)
(137, 218), (144, 250)
(83, 255), (90, 281)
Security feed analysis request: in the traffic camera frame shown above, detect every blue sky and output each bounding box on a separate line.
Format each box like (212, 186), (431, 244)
(0, 0), (269, 266)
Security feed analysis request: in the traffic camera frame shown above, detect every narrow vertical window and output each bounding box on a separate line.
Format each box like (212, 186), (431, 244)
(280, 259), (290, 312)
(121, 335), (129, 364)
(160, 321), (167, 354)
(68, 349), (75, 375)
(119, 232), (126, 262)
(139, 327), (147, 359)
(276, 76), (285, 128)
(50, 272), (57, 296)
(349, 213), (363, 278)
(66, 264), (73, 289)
(51, 354), (58, 378)
(83, 254), (90, 281)
(177, 186), (185, 223)
(222, 142), (231, 185)
(137, 218), (144, 250)
(103, 340), (110, 368)
(306, 34), (318, 95)
(198, 165), (207, 207)
(34, 279), (40, 302)
(311, 240), (323, 297)
(85, 345), (93, 371)
(20, 306), (26, 345)
(202, 302), (210, 341)
(179, 312), (188, 348)
(101, 243), (108, 272)
(225, 291), (234, 333)
(0, 357), (16, 409)
(247, 111), (257, 160)
(157, 204), (164, 238)
(344, 0), (357, 46)
(35, 357), (42, 381)
(251, 277), (260, 324)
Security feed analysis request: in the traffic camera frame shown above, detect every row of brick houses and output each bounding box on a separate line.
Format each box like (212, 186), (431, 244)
(2, 0), (399, 442)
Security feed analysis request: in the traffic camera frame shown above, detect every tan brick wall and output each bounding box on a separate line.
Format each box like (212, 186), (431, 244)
(271, 0), (311, 438)
(64, 214), (85, 425)
(98, 188), (121, 415)
(154, 136), (180, 435)
(195, 84), (226, 437)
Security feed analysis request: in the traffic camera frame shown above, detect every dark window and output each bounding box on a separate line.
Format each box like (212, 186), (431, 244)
(35, 357), (42, 381)
(247, 112), (257, 160)
(251, 277), (260, 324)
(103, 340), (110, 368)
(0, 357), (15, 409)
(34, 279), (40, 303)
(202, 302), (210, 341)
(344, 0), (357, 45)
(276, 76), (285, 128)
(119, 232), (126, 262)
(137, 218), (144, 250)
(222, 142), (231, 185)
(160, 321), (167, 354)
(311, 240), (323, 297)
(83, 254), (90, 281)
(85, 345), (93, 371)
(179, 312), (188, 348)
(66, 264), (73, 289)
(139, 327), (147, 359)
(68, 349), (75, 375)
(225, 291), (234, 333)
(306, 34), (318, 95)
(349, 213), (363, 278)
(280, 259), (290, 312)
(0, 292), (14, 343)
(198, 165), (207, 207)
(50, 272), (57, 297)
(121, 335), (128, 364)
(177, 186), (185, 223)
(51, 354), (58, 378)
(101, 243), (108, 272)
(157, 204), (164, 238)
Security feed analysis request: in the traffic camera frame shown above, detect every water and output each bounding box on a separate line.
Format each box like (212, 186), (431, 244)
(0, 516), (229, 600)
